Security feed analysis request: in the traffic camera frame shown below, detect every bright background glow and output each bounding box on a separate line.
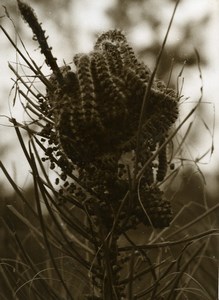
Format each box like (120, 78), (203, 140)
(0, 0), (219, 190)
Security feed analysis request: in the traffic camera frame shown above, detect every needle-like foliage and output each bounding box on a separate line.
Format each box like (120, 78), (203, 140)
(0, 0), (218, 299)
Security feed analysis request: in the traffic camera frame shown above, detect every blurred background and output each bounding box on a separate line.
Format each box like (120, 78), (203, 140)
(0, 0), (218, 184)
(0, 0), (218, 297)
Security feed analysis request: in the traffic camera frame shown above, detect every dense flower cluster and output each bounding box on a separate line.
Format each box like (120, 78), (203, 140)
(14, 1), (181, 298)
(40, 30), (178, 230)
(18, 0), (178, 231)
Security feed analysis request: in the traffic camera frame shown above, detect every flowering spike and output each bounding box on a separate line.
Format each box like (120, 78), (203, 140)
(42, 29), (178, 227)
(74, 54), (101, 125)
(17, 0), (64, 86)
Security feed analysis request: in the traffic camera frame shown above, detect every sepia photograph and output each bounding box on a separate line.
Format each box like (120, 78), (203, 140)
(0, 0), (218, 299)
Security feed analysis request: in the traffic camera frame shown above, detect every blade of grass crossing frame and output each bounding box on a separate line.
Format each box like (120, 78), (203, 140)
(133, 0), (181, 184)
(166, 242), (205, 300)
(29, 150), (75, 300)
(12, 230), (60, 300)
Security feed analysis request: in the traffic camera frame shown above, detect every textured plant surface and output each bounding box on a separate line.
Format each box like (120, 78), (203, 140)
(0, 1), (218, 300)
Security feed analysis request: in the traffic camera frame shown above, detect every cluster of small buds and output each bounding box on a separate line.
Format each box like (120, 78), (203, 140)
(13, 0), (182, 246)
(137, 184), (173, 228)
(37, 29), (179, 230)
(17, 0), (179, 231)
(16, 2), (180, 298)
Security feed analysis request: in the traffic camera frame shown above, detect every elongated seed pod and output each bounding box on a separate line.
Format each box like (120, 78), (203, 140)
(102, 42), (124, 76)
(91, 51), (127, 122)
(74, 54), (101, 126)
(17, 0), (64, 85)
(156, 143), (168, 182)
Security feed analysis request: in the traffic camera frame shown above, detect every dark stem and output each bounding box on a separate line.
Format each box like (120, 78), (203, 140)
(17, 0), (64, 86)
